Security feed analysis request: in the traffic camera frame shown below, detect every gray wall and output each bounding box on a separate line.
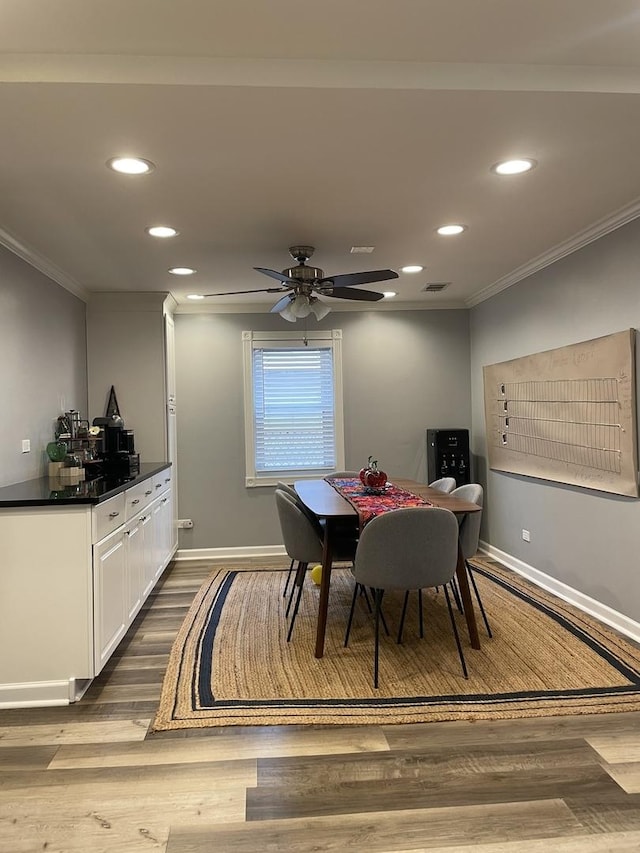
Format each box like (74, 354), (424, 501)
(0, 246), (87, 487)
(175, 308), (471, 548)
(470, 216), (640, 622)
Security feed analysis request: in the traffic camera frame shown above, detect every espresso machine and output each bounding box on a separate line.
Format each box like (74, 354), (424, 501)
(93, 413), (140, 478)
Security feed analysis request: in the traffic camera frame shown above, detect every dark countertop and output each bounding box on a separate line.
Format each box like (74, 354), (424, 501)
(0, 462), (172, 507)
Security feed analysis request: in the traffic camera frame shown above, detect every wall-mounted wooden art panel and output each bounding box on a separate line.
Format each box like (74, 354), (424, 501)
(483, 329), (638, 497)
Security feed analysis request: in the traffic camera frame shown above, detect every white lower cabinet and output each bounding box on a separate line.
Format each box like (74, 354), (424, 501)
(93, 527), (127, 674)
(92, 474), (174, 678)
(0, 466), (175, 708)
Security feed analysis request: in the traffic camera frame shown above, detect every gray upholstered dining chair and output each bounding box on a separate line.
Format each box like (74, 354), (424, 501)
(428, 476), (457, 493)
(275, 488), (357, 642)
(276, 481), (306, 599)
(449, 483), (491, 637)
(344, 506), (468, 688)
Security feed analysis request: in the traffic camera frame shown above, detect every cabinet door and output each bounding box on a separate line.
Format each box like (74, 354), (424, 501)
(141, 507), (156, 599)
(93, 529), (127, 675)
(156, 490), (173, 576)
(124, 517), (144, 621)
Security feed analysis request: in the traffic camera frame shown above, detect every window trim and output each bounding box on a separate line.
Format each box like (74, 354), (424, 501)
(242, 329), (345, 487)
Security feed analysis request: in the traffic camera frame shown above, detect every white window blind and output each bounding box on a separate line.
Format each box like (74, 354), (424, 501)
(242, 330), (344, 486)
(253, 346), (335, 472)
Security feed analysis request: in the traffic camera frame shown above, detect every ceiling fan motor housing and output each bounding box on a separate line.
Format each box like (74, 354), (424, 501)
(282, 264), (324, 282)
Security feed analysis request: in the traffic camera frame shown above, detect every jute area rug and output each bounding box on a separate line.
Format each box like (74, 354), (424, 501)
(153, 557), (640, 730)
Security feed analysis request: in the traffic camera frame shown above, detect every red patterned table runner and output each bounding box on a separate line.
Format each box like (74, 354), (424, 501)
(325, 477), (431, 528)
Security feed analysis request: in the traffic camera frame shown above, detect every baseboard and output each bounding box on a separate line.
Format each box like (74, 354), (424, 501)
(0, 680), (74, 708)
(480, 540), (640, 644)
(175, 545), (287, 562)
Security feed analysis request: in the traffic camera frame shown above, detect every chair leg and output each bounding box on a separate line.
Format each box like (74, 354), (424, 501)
(287, 562), (307, 642)
(418, 588), (424, 638)
(282, 558), (295, 598)
(360, 584), (373, 613)
(286, 562), (306, 617)
(443, 585), (468, 679)
(397, 591), (410, 644)
(344, 581), (360, 647)
(373, 588), (383, 689)
(450, 576), (464, 613)
(371, 588), (390, 636)
(467, 561), (493, 638)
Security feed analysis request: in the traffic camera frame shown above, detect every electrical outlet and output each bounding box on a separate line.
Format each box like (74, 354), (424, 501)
(178, 519), (194, 529)
(522, 529), (531, 542)
(21, 439), (31, 453)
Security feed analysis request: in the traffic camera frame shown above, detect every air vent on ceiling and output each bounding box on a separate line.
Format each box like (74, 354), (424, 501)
(350, 246), (375, 253)
(422, 282), (450, 292)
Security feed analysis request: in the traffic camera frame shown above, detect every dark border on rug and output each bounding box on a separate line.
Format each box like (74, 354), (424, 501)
(180, 565), (640, 719)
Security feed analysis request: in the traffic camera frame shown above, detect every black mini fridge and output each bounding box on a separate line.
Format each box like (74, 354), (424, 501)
(426, 428), (471, 487)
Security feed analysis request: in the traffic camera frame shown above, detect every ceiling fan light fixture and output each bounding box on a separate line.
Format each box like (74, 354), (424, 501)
(401, 265), (423, 274)
(291, 294), (312, 318)
(310, 299), (331, 320)
(169, 267), (196, 275)
(383, 291), (397, 298)
(279, 300), (297, 322)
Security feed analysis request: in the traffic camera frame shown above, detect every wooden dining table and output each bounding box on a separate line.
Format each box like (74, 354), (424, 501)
(294, 477), (483, 658)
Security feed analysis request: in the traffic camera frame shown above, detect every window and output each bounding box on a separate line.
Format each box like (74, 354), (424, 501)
(243, 330), (344, 486)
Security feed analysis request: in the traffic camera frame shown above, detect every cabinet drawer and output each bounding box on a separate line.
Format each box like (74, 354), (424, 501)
(125, 480), (155, 520)
(93, 493), (126, 543)
(153, 468), (172, 495)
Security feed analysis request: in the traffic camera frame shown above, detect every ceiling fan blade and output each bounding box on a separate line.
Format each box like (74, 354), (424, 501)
(270, 293), (294, 313)
(254, 267), (296, 284)
(325, 286), (385, 302)
(202, 286), (290, 297)
(318, 269), (398, 288)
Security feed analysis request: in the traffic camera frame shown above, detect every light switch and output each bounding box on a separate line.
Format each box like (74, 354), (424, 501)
(21, 439), (31, 453)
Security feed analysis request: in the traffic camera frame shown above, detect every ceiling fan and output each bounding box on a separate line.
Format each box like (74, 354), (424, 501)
(203, 246), (399, 321)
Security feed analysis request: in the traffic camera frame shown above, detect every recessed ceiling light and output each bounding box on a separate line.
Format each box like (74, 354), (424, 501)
(400, 265), (424, 274)
(146, 226), (178, 238)
(186, 294), (205, 300)
(107, 157), (155, 175)
(383, 291), (397, 298)
(437, 224), (466, 236)
(169, 267), (196, 275)
(491, 158), (537, 176)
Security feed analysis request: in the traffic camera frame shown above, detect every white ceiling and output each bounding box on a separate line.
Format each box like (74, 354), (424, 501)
(2, 1), (640, 312)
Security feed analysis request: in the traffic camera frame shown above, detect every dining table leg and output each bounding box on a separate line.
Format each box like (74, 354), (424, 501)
(455, 540), (481, 650)
(314, 520), (334, 658)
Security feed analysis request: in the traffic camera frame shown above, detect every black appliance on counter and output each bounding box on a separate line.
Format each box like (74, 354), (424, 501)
(427, 428), (471, 487)
(93, 414), (140, 478)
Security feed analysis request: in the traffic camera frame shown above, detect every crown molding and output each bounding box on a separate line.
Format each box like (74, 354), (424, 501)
(3, 56), (640, 95)
(467, 196), (640, 308)
(0, 226), (89, 302)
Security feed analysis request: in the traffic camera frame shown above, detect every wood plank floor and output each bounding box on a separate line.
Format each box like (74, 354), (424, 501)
(2, 558), (640, 852)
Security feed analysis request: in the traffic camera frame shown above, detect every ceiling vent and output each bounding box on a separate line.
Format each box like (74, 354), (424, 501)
(422, 282), (450, 292)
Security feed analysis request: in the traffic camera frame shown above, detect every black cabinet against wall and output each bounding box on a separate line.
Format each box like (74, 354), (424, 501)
(427, 428), (471, 487)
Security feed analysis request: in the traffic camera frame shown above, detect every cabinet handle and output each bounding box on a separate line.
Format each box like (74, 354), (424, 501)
(165, 478), (170, 483)
(145, 490), (152, 496)
(131, 499), (140, 505)
(155, 483), (162, 489)
(108, 511), (120, 519)
(161, 497), (168, 504)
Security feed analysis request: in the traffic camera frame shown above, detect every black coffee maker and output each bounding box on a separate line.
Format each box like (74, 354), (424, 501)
(93, 414), (140, 477)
